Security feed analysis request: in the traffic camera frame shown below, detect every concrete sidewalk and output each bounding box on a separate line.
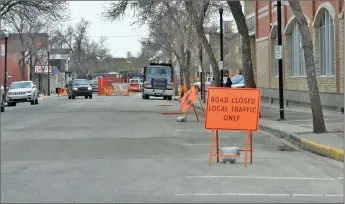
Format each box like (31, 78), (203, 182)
(191, 100), (344, 162)
(39, 94), (57, 100)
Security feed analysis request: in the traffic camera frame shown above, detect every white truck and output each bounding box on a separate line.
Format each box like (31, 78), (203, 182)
(142, 63), (174, 100)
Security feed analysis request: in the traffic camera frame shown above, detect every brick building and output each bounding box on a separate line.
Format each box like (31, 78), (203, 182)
(0, 33), (49, 93)
(0, 37), (29, 86)
(253, 1), (344, 111)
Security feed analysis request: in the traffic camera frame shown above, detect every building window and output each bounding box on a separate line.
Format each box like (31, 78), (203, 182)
(291, 23), (306, 77)
(319, 9), (334, 76)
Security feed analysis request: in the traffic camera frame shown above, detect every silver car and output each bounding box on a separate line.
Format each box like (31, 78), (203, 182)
(7, 81), (39, 106)
(90, 80), (98, 92)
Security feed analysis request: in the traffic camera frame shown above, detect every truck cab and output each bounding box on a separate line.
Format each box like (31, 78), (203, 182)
(142, 63), (174, 100)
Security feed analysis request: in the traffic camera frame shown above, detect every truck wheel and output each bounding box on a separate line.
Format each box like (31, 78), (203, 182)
(144, 94), (149, 99)
(31, 100), (35, 105)
(89, 95), (92, 99)
(85, 96), (88, 99)
(72, 95), (76, 99)
(167, 96), (172, 101)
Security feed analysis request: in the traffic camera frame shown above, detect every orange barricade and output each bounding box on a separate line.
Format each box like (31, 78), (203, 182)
(58, 88), (63, 96)
(98, 78), (113, 96)
(58, 88), (68, 96)
(178, 86), (204, 122)
(204, 88), (261, 167)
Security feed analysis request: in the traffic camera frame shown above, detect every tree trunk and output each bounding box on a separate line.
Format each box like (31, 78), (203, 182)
(20, 51), (26, 80)
(227, 1), (256, 88)
(29, 54), (35, 81)
(185, 1), (221, 87)
(196, 26), (221, 87)
(184, 50), (191, 90)
(289, 1), (326, 133)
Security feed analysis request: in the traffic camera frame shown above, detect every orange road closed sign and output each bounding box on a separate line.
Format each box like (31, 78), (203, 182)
(205, 88), (261, 132)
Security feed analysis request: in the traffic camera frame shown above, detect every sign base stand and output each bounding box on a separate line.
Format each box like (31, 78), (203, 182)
(209, 130), (253, 167)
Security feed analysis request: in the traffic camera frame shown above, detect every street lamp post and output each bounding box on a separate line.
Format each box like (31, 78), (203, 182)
(219, 8), (224, 87)
(276, 1), (285, 120)
(47, 51), (50, 96)
(4, 36), (8, 96)
(199, 44), (204, 101)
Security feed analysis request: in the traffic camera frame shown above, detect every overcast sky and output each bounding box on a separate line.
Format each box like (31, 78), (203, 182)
(68, 1), (149, 58)
(67, 1), (235, 59)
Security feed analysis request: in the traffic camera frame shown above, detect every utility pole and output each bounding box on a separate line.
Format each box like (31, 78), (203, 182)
(4, 36), (8, 96)
(219, 8), (224, 87)
(276, 1), (285, 120)
(47, 51), (50, 96)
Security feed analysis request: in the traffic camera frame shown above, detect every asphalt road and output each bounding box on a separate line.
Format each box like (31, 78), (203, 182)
(1, 94), (343, 203)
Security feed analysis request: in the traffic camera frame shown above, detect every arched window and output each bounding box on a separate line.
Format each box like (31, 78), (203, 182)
(291, 23), (306, 76)
(319, 9), (334, 76)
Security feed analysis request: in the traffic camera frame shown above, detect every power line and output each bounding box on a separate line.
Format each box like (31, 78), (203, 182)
(85, 34), (149, 38)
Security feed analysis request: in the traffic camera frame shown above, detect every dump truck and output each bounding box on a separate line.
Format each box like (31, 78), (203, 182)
(142, 62), (174, 100)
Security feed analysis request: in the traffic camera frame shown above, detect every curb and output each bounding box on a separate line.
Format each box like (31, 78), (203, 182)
(259, 125), (344, 162)
(38, 96), (51, 101)
(193, 102), (344, 162)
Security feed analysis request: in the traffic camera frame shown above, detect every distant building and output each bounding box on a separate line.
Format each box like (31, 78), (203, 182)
(0, 33), (49, 92)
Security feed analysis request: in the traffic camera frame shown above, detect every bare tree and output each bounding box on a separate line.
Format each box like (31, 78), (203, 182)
(104, 1), (197, 89)
(53, 18), (111, 78)
(288, 1), (326, 133)
(227, 1), (256, 88)
(1, 1), (69, 21)
(185, 0), (222, 87)
(4, 9), (51, 80)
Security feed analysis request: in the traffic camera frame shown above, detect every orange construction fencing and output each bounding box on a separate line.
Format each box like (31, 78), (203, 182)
(98, 77), (129, 96)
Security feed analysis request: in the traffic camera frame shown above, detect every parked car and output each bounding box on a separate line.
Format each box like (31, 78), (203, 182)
(1, 85), (5, 112)
(68, 79), (93, 99)
(231, 75), (245, 88)
(193, 77), (212, 92)
(90, 80), (98, 92)
(7, 81), (39, 106)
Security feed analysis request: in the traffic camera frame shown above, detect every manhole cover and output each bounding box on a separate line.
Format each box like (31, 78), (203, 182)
(277, 145), (296, 151)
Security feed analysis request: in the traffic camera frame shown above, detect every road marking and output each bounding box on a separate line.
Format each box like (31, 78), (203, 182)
(183, 143), (277, 147)
(175, 129), (209, 133)
(185, 176), (344, 180)
(175, 193), (344, 197)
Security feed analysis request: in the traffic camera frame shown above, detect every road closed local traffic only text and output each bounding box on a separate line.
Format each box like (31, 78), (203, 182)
(205, 88), (261, 131)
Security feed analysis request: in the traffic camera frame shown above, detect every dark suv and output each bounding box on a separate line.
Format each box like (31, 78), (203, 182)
(68, 79), (93, 99)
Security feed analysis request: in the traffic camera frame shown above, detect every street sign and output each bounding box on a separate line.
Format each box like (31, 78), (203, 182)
(218, 61), (224, 70)
(275, 45), (282, 59)
(0, 44), (4, 56)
